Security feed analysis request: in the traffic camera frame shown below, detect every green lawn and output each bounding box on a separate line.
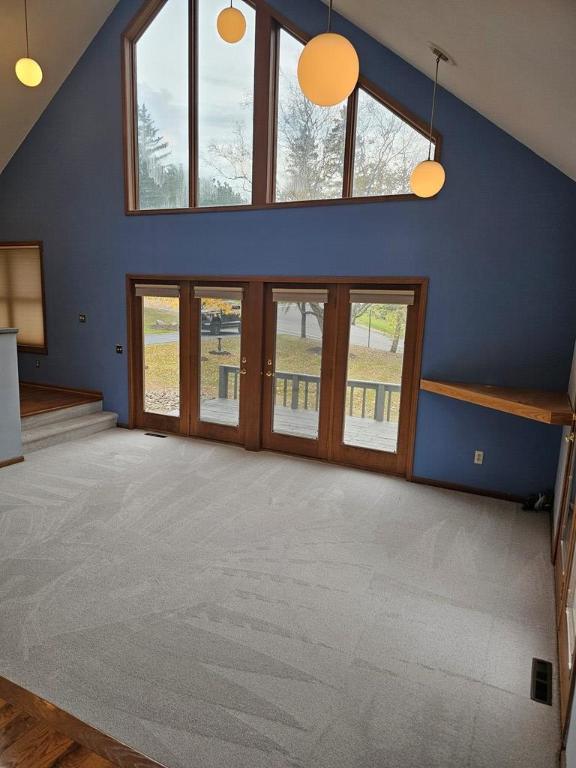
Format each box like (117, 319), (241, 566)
(144, 334), (404, 419)
(143, 306), (179, 334)
(355, 311), (395, 337)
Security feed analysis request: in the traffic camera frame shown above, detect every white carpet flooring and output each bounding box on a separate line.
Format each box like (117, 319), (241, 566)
(0, 429), (559, 767)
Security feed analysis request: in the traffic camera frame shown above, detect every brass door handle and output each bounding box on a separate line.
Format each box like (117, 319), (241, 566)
(240, 369), (247, 375)
(265, 371), (273, 377)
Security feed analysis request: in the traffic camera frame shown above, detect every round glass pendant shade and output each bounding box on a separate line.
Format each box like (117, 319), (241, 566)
(217, 6), (246, 43)
(297, 32), (359, 106)
(15, 57), (42, 87)
(410, 159), (446, 198)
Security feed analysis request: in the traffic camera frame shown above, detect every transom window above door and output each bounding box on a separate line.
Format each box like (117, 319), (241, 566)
(123, 0), (441, 213)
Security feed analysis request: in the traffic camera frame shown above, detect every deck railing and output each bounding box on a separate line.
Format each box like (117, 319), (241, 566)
(218, 364), (400, 422)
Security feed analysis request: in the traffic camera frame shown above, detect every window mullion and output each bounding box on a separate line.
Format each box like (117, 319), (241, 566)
(188, 0), (197, 208)
(342, 87), (358, 198)
(252, 0), (276, 205)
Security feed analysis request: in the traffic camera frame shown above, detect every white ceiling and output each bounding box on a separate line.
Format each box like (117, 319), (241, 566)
(0, 0), (118, 174)
(332, 0), (576, 181)
(0, 0), (575, 180)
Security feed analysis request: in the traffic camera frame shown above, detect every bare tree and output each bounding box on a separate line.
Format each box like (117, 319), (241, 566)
(350, 304), (372, 325)
(275, 79), (346, 201)
(206, 123), (252, 195)
(204, 63), (427, 201)
(353, 96), (427, 195)
(390, 309), (406, 353)
(284, 302), (324, 338)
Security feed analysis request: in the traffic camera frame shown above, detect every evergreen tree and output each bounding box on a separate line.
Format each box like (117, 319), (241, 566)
(198, 177), (245, 207)
(137, 103), (187, 209)
(277, 80), (345, 201)
(162, 164), (187, 208)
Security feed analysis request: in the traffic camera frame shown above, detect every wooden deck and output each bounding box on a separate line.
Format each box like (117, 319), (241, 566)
(20, 384), (102, 418)
(200, 398), (399, 452)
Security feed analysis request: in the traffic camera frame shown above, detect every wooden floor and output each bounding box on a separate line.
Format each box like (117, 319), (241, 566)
(0, 698), (114, 768)
(19, 384), (102, 418)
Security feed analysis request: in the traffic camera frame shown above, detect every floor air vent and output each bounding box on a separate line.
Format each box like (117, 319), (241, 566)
(531, 658), (552, 705)
(145, 432), (167, 438)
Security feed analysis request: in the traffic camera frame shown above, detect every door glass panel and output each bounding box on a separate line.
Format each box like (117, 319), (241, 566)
(560, 471), (576, 578)
(272, 300), (325, 439)
(142, 296), (180, 415)
(199, 297), (242, 426)
(343, 302), (407, 452)
(561, 503), (575, 578)
(565, 501), (576, 670)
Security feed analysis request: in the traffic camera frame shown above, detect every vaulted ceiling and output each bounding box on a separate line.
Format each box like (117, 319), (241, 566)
(0, 0), (118, 174)
(332, 0), (576, 181)
(0, 0), (575, 180)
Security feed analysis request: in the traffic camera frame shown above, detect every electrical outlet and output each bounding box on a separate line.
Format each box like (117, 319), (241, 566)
(35, 359), (40, 369)
(474, 450), (484, 465)
(79, 313), (87, 323)
(115, 344), (123, 354)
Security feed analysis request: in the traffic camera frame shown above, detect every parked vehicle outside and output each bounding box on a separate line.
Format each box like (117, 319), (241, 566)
(201, 306), (242, 335)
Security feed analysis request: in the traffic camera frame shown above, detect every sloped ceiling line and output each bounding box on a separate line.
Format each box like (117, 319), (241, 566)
(1, 0), (575, 180)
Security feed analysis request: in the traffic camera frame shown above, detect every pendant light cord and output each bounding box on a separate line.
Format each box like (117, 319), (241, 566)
(327, 0), (333, 32)
(24, 0), (30, 57)
(427, 53), (441, 160)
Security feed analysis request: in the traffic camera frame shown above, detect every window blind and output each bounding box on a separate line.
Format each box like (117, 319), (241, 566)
(135, 284), (180, 297)
(0, 244), (45, 349)
(193, 286), (243, 301)
(349, 289), (415, 305)
(272, 288), (329, 303)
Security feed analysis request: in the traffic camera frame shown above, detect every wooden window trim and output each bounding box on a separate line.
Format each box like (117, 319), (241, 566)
(554, 423), (576, 742)
(126, 273), (427, 480)
(559, 502), (576, 743)
(0, 240), (48, 355)
(122, 0), (442, 215)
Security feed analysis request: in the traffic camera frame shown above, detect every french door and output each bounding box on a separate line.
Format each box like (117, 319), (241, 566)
(129, 277), (425, 477)
(261, 283), (419, 474)
(132, 280), (251, 446)
(261, 285), (337, 459)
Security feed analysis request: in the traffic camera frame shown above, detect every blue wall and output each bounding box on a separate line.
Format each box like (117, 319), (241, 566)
(1, 0), (575, 497)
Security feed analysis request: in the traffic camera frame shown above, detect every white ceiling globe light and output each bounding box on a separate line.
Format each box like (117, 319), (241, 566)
(217, 3), (246, 44)
(297, 0), (359, 107)
(15, 0), (43, 87)
(410, 48), (449, 198)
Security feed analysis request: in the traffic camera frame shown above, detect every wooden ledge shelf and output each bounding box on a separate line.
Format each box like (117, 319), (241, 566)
(421, 379), (574, 426)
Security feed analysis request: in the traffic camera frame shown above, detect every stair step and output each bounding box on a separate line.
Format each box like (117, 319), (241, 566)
(22, 412), (118, 454)
(20, 400), (103, 429)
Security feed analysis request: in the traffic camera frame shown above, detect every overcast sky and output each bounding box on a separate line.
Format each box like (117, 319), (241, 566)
(137, 0), (260, 184)
(136, 0), (306, 194)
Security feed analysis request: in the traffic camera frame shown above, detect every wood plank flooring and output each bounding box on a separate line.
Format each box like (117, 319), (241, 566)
(0, 699), (114, 768)
(19, 384), (102, 418)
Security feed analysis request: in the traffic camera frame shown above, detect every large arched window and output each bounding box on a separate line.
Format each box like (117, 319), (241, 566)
(123, 0), (441, 213)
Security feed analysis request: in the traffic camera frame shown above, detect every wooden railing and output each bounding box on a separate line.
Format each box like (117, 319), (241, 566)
(218, 365), (400, 421)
